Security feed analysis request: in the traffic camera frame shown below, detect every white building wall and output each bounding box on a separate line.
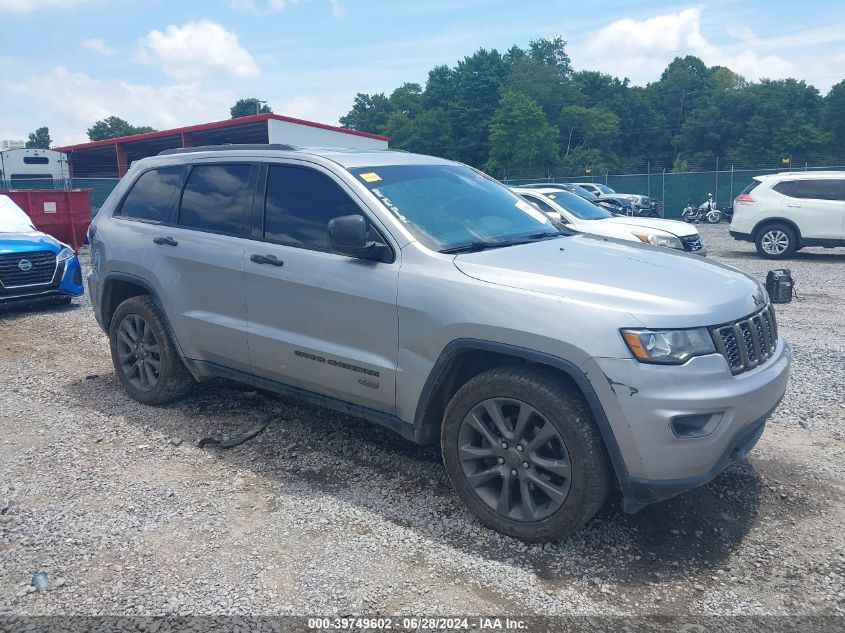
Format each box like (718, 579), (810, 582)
(268, 119), (388, 150)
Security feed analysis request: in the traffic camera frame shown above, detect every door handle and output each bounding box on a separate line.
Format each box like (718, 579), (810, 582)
(786, 204), (801, 208)
(153, 236), (178, 246)
(250, 254), (284, 267)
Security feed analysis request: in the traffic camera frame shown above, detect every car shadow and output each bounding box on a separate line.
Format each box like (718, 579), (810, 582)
(718, 248), (845, 263)
(0, 298), (79, 318)
(66, 373), (812, 589)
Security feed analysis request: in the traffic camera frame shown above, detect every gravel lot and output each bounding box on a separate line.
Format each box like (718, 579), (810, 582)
(1, 224), (843, 619)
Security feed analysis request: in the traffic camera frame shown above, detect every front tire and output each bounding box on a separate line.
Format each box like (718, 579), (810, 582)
(441, 366), (611, 542)
(109, 295), (194, 405)
(755, 223), (797, 259)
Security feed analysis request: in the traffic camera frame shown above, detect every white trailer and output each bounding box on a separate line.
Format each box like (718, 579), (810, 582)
(0, 148), (69, 185)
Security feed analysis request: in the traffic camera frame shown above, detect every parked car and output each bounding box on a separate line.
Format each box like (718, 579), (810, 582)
(0, 194), (84, 307)
(730, 172), (845, 259)
(570, 182), (660, 216)
(88, 145), (790, 542)
(519, 182), (636, 215)
(513, 187), (706, 255)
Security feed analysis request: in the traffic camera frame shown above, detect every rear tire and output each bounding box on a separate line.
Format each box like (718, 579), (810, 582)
(441, 366), (611, 542)
(109, 295), (194, 405)
(755, 223), (797, 259)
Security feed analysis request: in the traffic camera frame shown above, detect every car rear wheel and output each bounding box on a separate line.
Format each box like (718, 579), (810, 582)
(109, 295), (193, 405)
(755, 224), (797, 259)
(441, 366), (611, 542)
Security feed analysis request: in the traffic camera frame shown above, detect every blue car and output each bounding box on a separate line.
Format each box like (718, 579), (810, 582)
(0, 194), (84, 307)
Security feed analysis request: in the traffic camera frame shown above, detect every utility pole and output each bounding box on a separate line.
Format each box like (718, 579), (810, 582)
(255, 99), (268, 115)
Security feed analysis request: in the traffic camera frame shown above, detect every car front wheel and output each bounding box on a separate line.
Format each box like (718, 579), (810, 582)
(109, 295), (193, 405)
(441, 366), (611, 542)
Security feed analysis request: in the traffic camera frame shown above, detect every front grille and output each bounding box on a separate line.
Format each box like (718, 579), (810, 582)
(0, 251), (57, 288)
(712, 304), (778, 374)
(682, 235), (704, 252)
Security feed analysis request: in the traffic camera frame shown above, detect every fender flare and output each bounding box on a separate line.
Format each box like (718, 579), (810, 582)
(413, 338), (629, 480)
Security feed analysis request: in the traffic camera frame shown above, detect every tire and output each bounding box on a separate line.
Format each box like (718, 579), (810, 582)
(755, 223), (797, 259)
(706, 210), (722, 224)
(441, 366), (611, 542)
(681, 209), (695, 223)
(109, 295), (194, 405)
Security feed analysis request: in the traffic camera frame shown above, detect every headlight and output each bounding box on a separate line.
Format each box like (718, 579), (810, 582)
(621, 328), (716, 364)
(57, 245), (75, 261)
(631, 232), (683, 250)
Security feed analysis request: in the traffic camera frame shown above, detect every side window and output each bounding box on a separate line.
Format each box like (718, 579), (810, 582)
(790, 179), (842, 201)
(264, 165), (363, 251)
(178, 164), (252, 236)
(772, 181), (795, 196)
(118, 166), (183, 222)
(524, 195), (559, 217)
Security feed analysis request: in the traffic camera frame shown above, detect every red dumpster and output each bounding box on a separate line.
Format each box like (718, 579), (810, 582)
(0, 188), (92, 250)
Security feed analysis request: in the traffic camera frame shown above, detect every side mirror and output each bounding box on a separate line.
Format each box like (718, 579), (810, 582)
(328, 215), (391, 262)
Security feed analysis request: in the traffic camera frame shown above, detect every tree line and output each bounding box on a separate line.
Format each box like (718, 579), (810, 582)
(338, 38), (845, 177)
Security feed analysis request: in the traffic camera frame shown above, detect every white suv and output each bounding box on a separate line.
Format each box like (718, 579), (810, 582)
(730, 171), (845, 258)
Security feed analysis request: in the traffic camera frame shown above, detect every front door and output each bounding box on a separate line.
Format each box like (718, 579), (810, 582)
(244, 163), (399, 414)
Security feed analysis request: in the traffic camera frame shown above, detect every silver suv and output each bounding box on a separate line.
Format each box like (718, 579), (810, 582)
(88, 145), (791, 542)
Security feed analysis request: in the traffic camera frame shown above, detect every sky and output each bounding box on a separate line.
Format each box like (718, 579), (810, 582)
(1, 0), (844, 146)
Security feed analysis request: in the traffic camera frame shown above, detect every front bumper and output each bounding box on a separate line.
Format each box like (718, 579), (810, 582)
(582, 339), (791, 511)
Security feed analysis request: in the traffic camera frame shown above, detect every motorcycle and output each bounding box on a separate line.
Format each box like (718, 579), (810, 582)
(681, 193), (722, 224)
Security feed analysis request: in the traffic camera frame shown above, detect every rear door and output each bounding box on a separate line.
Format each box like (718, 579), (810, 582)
(777, 178), (845, 240)
(144, 162), (255, 372)
(244, 161), (400, 414)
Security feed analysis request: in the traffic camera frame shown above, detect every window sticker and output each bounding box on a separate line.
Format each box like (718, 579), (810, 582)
(359, 172), (382, 183)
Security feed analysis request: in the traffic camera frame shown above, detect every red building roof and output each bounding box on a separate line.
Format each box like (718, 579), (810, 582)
(53, 112), (389, 152)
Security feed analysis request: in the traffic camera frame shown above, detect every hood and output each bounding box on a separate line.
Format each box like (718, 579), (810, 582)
(603, 216), (699, 237)
(453, 234), (762, 328)
(0, 231), (61, 255)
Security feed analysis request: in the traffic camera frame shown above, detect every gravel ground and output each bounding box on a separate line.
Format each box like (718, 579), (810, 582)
(1, 224), (843, 619)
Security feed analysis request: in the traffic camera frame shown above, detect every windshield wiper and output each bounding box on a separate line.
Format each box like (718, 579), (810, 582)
(440, 231), (565, 254)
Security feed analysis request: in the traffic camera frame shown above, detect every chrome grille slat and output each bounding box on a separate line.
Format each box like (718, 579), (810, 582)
(0, 251), (57, 288)
(711, 304), (779, 375)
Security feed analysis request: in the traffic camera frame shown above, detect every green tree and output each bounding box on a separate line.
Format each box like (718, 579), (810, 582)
(558, 105), (620, 156)
(230, 98), (272, 118)
(485, 92), (559, 177)
(25, 126), (51, 149)
(339, 93), (393, 133)
(824, 80), (845, 147)
(87, 116), (155, 141)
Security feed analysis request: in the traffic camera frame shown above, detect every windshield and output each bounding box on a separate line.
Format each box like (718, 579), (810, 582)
(566, 185), (598, 200)
(349, 164), (559, 251)
(0, 195), (36, 233)
(546, 191), (613, 220)
(596, 184), (615, 194)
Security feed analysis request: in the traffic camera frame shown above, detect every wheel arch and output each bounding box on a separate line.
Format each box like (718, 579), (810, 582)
(413, 339), (629, 481)
(751, 217), (802, 243)
(101, 272), (187, 362)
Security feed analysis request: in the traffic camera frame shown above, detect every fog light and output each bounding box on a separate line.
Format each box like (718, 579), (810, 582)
(671, 413), (720, 438)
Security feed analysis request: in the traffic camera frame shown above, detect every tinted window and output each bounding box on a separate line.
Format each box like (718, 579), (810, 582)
(119, 166), (184, 222)
(23, 156), (50, 165)
(264, 165), (362, 251)
(740, 181), (761, 194)
(772, 181), (795, 196)
(178, 164), (252, 235)
(791, 179), (842, 201)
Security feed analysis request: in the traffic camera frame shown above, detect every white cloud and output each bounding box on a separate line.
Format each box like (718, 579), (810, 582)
(580, 8), (801, 85)
(139, 20), (259, 80)
(0, 67), (235, 145)
(0, 0), (90, 11)
(81, 38), (115, 56)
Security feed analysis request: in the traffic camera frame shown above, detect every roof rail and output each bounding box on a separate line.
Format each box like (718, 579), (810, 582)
(158, 143), (298, 156)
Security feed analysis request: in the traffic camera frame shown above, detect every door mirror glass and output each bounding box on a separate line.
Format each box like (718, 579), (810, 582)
(328, 215), (390, 262)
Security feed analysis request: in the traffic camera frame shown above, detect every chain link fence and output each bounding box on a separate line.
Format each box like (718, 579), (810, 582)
(504, 165), (845, 218)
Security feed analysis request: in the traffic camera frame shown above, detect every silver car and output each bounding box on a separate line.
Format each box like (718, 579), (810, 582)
(87, 145), (790, 542)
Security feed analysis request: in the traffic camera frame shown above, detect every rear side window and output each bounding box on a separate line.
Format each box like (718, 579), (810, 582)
(790, 179), (843, 201)
(118, 166), (184, 222)
(772, 181), (795, 196)
(740, 181), (761, 195)
(263, 165), (362, 251)
(177, 164), (253, 236)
